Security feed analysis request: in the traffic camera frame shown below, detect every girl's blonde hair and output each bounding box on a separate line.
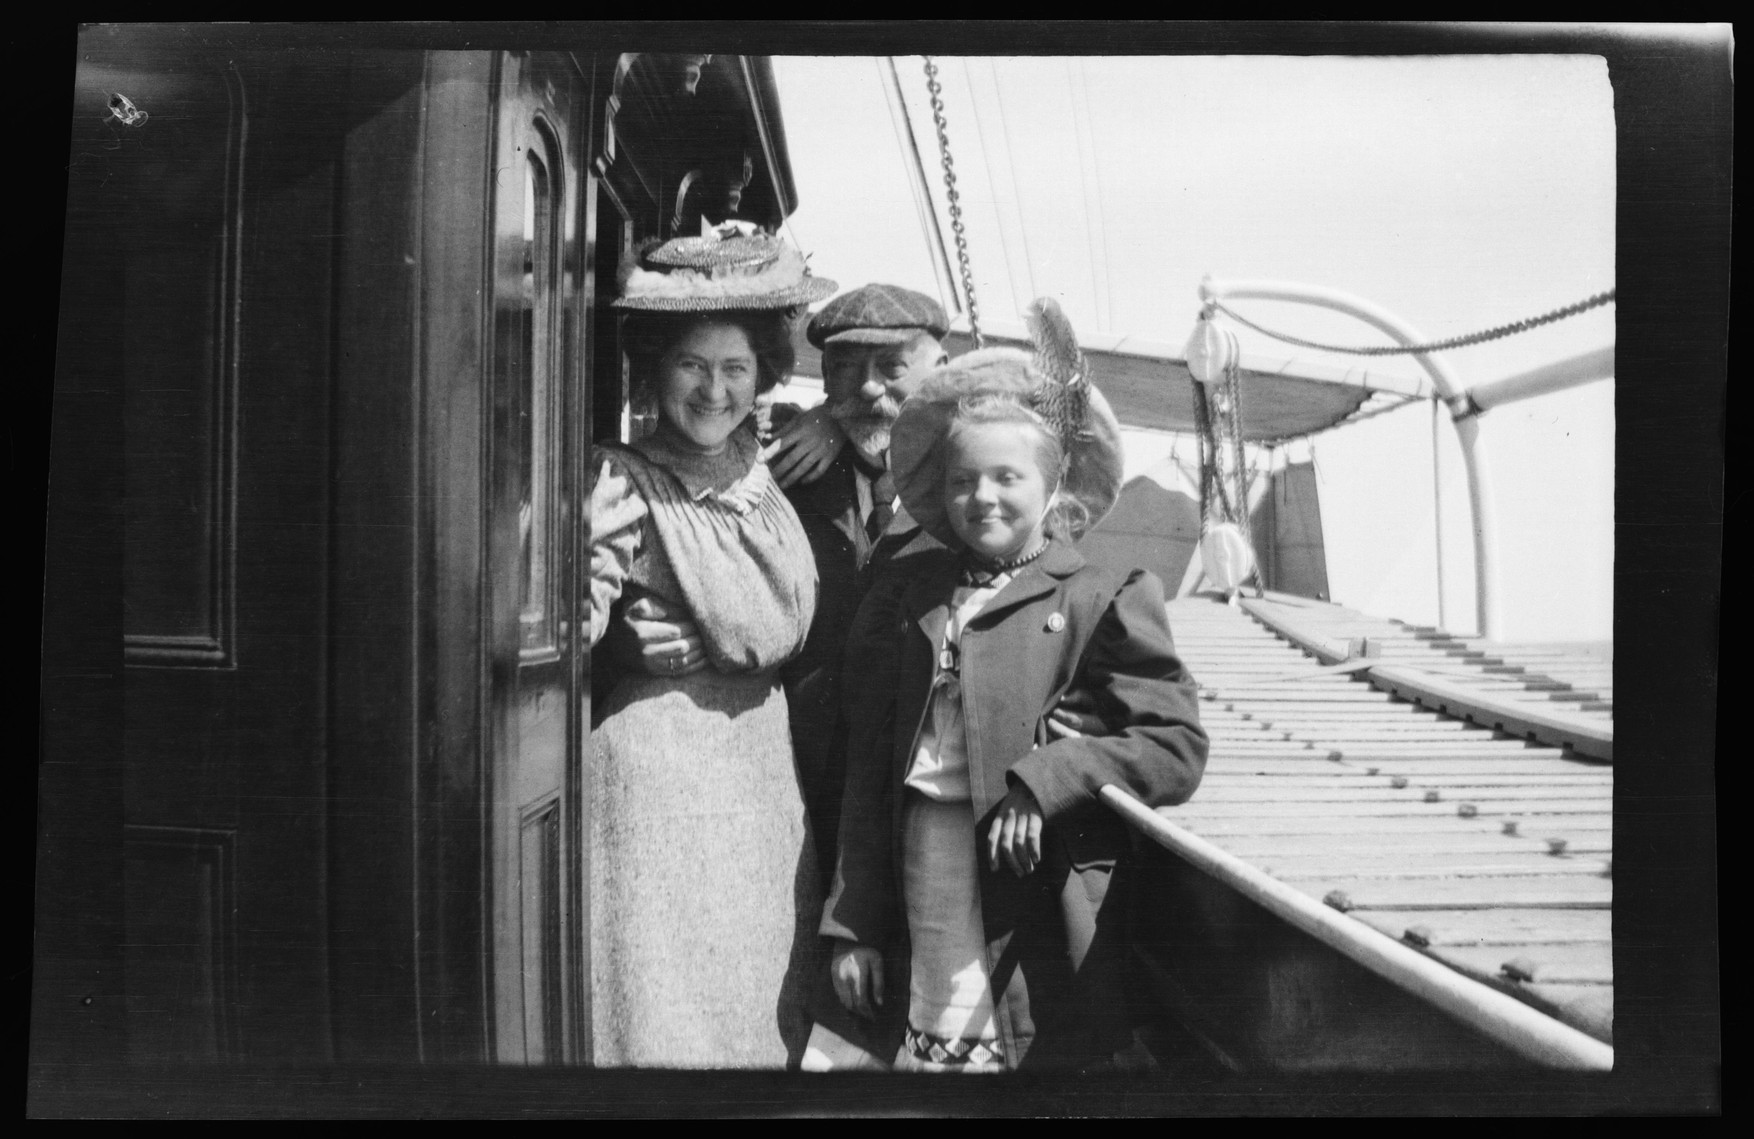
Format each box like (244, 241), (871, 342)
(943, 395), (1091, 540)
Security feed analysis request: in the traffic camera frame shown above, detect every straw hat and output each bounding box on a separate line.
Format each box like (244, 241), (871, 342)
(890, 345), (1125, 548)
(612, 230), (837, 312)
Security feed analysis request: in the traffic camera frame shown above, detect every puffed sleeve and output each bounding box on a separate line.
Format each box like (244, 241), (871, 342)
(1007, 569), (1209, 819)
(588, 454), (650, 649)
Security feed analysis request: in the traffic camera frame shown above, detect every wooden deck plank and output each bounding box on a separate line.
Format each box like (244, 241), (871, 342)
(1349, 908), (1613, 946)
(1199, 772), (1613, 788)
(1219, 728), (1505, 742)
(1175, 814), (1613, 836)
(1242, 852), (1613, 879)
(1368, 664), (1613, 762)
(1214, 744), (1574, 759)
(1230, 600), (1614, 760)
(1191, 785), (1612, 803)
(1203, 770), (1614, 786)
(1425, 942), (1613, 985)
(1213, 824), (1606, 852)
(1155, 596), (1618, 1054)
(1175, 799), (1610, 818)
(1200, 760), (1609, 777)
(1275, 875), (1612, 910)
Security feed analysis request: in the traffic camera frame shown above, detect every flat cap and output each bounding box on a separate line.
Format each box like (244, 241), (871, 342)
(806, 283), (950, 349)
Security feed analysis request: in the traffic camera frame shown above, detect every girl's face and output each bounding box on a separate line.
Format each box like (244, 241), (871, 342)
(656, 322), (758, 454)
(945, 422), (1058, 563)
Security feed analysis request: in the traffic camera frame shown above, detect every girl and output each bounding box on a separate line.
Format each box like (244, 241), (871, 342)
(819, 345), (1210, 1073)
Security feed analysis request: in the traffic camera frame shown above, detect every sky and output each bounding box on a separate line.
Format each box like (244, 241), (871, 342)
(771, 54), (1616, 645)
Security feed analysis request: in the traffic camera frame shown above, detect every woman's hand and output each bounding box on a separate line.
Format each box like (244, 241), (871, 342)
(1046, 689), (1105, 741)
(986, 782), (1045, 877)
(618, 596), (707, 677)
(831, 939), (885, 1019)
(762, 404), (846, 488)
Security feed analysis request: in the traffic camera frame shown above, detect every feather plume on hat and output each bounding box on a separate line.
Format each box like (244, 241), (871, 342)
(890, 297), (1124, 548)
(1025, 296), (1094, 446)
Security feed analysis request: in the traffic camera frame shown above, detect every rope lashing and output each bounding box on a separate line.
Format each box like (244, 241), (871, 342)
(923, 57), (984, 348)
(1185, 311), (1260, 596)
(1211, 289), (1615, 357)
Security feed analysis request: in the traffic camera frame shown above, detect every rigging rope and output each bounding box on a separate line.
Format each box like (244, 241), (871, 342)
(1211, 289), (1615, 357)
(923, 56), (985, 348)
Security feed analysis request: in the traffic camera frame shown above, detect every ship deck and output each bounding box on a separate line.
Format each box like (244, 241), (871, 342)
(1132, 592), (1614, 1062)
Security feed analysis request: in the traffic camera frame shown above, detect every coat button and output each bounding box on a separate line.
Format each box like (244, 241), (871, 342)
(1046, 612), (1065, 632)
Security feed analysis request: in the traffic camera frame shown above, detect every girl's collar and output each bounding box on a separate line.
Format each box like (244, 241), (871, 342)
(957, 537), (1050, 588)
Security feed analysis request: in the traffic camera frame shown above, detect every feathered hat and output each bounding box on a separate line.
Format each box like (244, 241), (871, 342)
(612, 229), (837, 312)
(890, 297), (1125, 548)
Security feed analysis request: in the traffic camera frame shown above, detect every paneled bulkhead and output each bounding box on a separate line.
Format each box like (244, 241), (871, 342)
(39, 32), (795, 1070)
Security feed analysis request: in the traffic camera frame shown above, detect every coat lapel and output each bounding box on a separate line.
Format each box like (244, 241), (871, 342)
(901, 552), (959, 644)
(891, 552), (958, 774)
(966, 541), (1085, 628)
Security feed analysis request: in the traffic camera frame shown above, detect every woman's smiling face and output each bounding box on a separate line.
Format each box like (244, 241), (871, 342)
(656, 322), (758, 454)
(945, 422), (1057, 563)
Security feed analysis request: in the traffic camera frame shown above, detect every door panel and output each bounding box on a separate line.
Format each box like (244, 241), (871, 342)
(487, 51), (587, 1065)
(78, 39), (342, 1062)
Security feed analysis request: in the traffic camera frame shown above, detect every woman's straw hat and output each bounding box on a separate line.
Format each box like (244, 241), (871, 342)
(891, 342), (1125, 549)
(613, 230), (837, 312)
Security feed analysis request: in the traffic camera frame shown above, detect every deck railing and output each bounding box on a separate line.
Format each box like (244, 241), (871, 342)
(1100, 783), (1615, 1071)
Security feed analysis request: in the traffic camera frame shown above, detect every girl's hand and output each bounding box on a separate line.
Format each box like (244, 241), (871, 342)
(831, 939), (885, 1020)
(986, 783), (1045, 877)
(762, 404), (847, 488)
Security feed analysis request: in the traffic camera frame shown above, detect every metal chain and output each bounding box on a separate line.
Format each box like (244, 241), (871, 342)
(1224, 362), (1251, 537)
(923, 57), (984, 348)
(1212, 289), (1615, 357)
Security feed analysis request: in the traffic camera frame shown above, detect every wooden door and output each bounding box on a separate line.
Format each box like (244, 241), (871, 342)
(486, 51), (589, 1064)
(65, 39), (344, 1062)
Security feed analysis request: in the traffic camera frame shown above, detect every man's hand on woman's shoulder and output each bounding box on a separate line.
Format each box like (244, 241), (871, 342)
(762, 403), (847, 489)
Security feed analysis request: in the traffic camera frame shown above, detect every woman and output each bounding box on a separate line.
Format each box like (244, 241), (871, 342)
(588, 231), (840, 1068)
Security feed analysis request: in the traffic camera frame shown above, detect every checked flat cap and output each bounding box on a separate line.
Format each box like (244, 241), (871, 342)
(806, 283), (950, 349)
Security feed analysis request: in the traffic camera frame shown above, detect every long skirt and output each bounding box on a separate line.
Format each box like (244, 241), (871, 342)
(894, 792), (1005, 1073)
(590, 669), (825, 1068)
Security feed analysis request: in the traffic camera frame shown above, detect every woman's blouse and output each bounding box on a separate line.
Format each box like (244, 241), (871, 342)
(902, 573), (1013, 803)
(589, 421), (818, 674)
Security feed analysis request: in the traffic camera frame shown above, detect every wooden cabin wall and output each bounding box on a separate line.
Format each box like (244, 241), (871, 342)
(36, 41), (509, 1070)
(326, 50), (463, 1064)
(38, 39), (784, 1076)
(37, 41), (436, 1068)
(37, 103), (130, 1073)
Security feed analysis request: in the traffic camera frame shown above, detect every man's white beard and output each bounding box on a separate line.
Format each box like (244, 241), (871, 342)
(845, 423), (891, 466)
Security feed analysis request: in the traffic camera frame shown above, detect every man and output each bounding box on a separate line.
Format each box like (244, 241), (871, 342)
(607, 283), (951, 884)
(771, 285), (952, 879)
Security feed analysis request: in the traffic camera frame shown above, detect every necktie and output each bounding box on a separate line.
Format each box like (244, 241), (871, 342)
(866, 472), (897, 544)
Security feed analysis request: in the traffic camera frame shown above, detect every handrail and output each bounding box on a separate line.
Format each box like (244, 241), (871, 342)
(1461, 346), (1615, 414)
(1200, 276), (1501, 640)
(1099, 785), (1615, 1070)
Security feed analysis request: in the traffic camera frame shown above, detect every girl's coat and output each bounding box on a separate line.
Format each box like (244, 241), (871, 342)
(822, 539), (1209, 1068)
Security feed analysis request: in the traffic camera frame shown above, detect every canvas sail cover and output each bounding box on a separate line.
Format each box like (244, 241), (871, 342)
(1250, 459), (1330, 600)
(1079, 470), (1202, 590)
(794, 329), (1416, 443)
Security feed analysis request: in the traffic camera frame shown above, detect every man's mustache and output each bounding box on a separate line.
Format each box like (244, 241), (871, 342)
(826, 395), (901, 425)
